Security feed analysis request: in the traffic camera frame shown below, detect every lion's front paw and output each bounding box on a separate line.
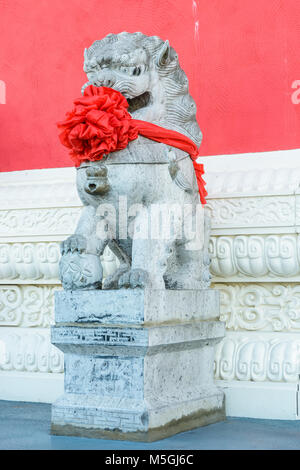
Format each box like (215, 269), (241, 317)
(118, 269), (149, 289)
(60, 235), (87, 255)
(102, 265), (129, 290)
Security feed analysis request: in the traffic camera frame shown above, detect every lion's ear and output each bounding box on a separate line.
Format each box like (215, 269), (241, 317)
(156, 40), (170, 67)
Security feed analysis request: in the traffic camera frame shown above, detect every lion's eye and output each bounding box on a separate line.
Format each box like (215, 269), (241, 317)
(133, 67), (141, 76)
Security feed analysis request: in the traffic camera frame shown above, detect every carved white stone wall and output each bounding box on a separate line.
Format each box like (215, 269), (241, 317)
(0, 327), (64, 373)
(204, 149), (300, 419)
(214, 332), (300, 382)
(0, 149), (300, 419)
(209, 235), (300, 281)
(0, 285), (57, 327)
(214, 283), (300, 332)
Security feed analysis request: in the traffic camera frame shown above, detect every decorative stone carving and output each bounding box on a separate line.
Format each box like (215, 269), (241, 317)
(210, 235), (300, 280)
(0, 208), (81, 237)
(51, 32), (224, 441)
(214, 332), (300, 383)
(0, 285), (58, 327)
(214, 283), (300, 332)
(0, 242), (120, 285)
(0, 328), (64, 373)
(0, 243), (60, 281)
(207, 196), (295, 230)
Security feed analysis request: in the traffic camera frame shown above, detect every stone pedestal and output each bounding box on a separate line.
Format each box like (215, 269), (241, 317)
(51, 289), (225, 441)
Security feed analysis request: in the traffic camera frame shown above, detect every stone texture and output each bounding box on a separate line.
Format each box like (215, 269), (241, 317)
(51, 394), (225, 442)
(54, 288), (219, 325)
(51, 289), (225, 441)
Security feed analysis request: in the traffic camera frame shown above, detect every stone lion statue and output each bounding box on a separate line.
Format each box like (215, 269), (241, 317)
(59, 32), (211, 290)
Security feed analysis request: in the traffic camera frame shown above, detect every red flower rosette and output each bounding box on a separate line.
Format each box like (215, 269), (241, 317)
(57, 85), (139, 166)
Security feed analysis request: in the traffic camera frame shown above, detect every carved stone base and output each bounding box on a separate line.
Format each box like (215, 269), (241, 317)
(51, 289), (225, 441)
(51, 395), (225, 442)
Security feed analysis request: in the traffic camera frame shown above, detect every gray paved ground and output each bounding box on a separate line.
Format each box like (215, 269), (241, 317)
(0, 400), (300, 450)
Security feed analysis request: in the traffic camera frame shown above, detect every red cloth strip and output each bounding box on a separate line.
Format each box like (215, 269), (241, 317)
(132, 119), (207, 204)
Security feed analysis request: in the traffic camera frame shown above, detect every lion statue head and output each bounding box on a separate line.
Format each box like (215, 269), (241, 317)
(82, 32), (202, 147)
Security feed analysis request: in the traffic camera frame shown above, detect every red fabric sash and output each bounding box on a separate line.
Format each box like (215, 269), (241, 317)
(131, 119), (207, 204)
(58, 85), (207, 204)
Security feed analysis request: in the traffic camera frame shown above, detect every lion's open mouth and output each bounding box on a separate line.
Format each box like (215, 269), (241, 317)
(127, 91), (151, 113)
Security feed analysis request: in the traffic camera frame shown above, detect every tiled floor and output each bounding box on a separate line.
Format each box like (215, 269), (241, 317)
(1, 400), (300, 450)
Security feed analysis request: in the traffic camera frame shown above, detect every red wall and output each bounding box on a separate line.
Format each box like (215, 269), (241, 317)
(0, 0), (300, 172)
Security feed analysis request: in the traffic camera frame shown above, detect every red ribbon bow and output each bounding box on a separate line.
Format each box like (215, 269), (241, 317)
(57, 85), (207, 204)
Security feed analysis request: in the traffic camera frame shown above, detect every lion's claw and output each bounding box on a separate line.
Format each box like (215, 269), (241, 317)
(60, 235), (87, 255)
(118, 269), (149, 289)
